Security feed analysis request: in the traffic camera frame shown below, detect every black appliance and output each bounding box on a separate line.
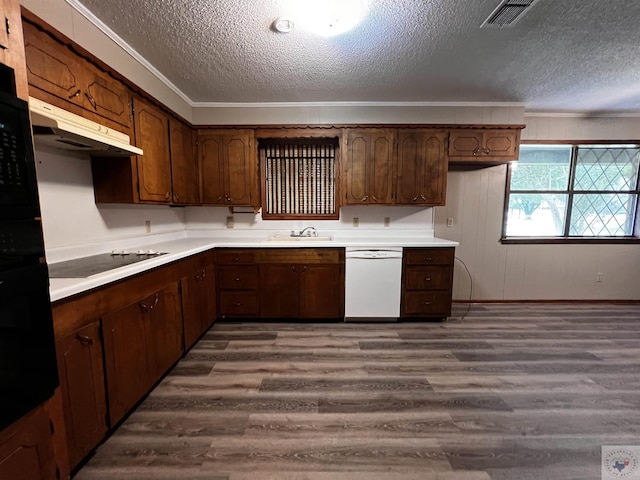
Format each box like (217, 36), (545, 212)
(0, 84), (59, 432)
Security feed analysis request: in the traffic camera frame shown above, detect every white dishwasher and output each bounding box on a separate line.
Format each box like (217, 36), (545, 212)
(345, 247), (403, 321)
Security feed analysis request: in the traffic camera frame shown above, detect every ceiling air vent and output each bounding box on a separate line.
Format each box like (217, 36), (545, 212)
(481, 0), (539, 28)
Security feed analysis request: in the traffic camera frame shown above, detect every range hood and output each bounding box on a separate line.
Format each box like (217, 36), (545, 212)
(28, 97), (143, 157)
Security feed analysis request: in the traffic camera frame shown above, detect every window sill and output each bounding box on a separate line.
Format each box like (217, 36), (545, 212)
(501, 237), (640, 245)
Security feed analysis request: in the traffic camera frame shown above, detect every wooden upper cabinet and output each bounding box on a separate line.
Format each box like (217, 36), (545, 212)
(133, 96), (172, 203)
(395, 129), (447, 206)
(1, 0), (9, 51)
(22, 21), (132, 133)
(448, 128), (522, 162)
(343, 129), (395, 205)
(170, 119), (198, 205)
(198, 129), (257, 206)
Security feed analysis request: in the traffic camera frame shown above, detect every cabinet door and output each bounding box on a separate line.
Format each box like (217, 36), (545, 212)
(133, 97), (172, 203)
(448, 129), (520, 161)
(23, 22), (85, 109)
(170, 119), (199, 205)
(146, 283), (183, 381)
(199, 130), (256, 206)
(55, 322), (107, 470)
(259, 264), (300, 318)
(483, 129), (519, 158)
(84, 67), (132, 129)
(181, 265), (216, 350)
(343, 129), (395, 205)
(0, 408), (56, 480)
(396, 130), (447, 206)
(198, 133), (227, 204)
(448, 130), (483, 157)
(0, 1), (8, 50)
(102, 300), (151, 426)
(300, 264), (342, 318)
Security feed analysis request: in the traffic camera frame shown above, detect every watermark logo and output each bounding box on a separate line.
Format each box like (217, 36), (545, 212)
(602, 446), (640, 479)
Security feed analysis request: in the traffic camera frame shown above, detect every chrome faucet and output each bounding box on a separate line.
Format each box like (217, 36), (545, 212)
(291, 227), (318, 237)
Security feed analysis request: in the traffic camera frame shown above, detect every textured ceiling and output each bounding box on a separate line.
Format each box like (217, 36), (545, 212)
(74, 0), (640, 113)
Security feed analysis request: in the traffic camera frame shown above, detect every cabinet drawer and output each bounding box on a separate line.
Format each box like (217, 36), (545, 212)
(219, 292), (259, 316)
(217, 250), (257, 265)
(404, 248), (454, 266)
(402, 291), (451, 317)
(218, 266), (258, 289)
(404, 267), (451, 290)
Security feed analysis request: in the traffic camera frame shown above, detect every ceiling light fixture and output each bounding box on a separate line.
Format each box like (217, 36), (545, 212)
(281, 0), (370, 37)
(273, 17), (295, 33)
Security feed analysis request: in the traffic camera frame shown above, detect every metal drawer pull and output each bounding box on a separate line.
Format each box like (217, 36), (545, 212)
(234, 277), (241, 281)
(76, 335), (94, 345)
(424, 277), (432, 281)
(68, 89), (81, 99)
(421, 301), (432, 305)
(233, 302), (242, 307)
(425, 257), (432, 261)
(233, 257), (240, 262)
(482, 147), (490, 154)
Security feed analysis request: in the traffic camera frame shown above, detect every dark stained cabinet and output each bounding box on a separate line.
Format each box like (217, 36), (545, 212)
(448, 128), (521, 162)
(258, 248), (344, 319)
(343, 129), (395, 205)
(133, 96), (172, 203)
(395, 129), (448, 206)
(198, 129), (258, 206)
(102, 283), (182, 426)
(55, 322), (107, 470)
(170, 119), (199, 205)
(0, 0), (8, 51)
(181, 264), (216, 350)
(216, 249), (259, 318)
(401, 247), (454, 318)
(22, 21), (132, 133)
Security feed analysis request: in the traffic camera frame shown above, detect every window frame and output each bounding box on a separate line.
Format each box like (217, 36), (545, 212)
(501, 140), (640, 244)
(259, 137), (341, 220)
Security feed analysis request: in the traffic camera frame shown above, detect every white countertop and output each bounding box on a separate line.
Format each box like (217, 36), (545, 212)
(48, 231), (458, 303)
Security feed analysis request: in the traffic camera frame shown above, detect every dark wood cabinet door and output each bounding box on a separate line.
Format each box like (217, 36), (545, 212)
(0, 408), (57, 480)
(84, 67), (132, 129)
(483, 129), (519, 158)
(198, 133), (227, 204)
(396, 130), (447, 206)
(448, 128), (520, 162)
(259, 264), (300, 318)
(448, 130), (483, 157)
(55, 322), (107, 470)
(225, 130), (255, 206)
(133, 97), (172, 203)
(299, 264), (342, 318)
(146, 283), (183, 381)
(23, 22), (85, 109)
(199, 130), (256, 206)
(170, 120), (199, 205)
(181, 265), (216, 350)
(343, 129), (394, 205)
(101, 300), (151, 426)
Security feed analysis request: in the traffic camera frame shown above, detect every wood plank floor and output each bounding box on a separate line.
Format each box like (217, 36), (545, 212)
(75, 303), (640, 480)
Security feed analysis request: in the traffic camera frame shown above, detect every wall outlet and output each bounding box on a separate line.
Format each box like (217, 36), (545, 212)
(145, 220), (151, 233)
(383, 217), (390, 227)
(226, 216), (235, 229)
(352, 217), (359, 228)
(447, 217), (454, 228)
(596, 272), (603, 283)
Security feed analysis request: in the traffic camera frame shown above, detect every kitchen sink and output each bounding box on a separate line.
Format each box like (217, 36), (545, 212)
(266, 235), (333, 241)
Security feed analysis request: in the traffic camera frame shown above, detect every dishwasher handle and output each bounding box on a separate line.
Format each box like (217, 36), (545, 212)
(345, 248), (403, 259)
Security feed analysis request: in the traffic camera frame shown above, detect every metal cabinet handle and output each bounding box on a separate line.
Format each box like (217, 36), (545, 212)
(68, 89), (81, 99)
(361, 195), (369, 203)
(233, 302), (242, 307)
(291, 265), (297, 272)
(76, 334), (94, 345)
(233, 257), (240, 262)
(472, 147), (481, 156)
(234, 277), (241, 282)
(85, 92), (97, 110)
(421, 301), (432, 305)
(301, 265), (307, 273)
(195, 269), (206, 281)
(424, 277), (432, 282)
(425, 257), (432, 262)
(139, 293), (159, 312)
(412, 195), (419, 202)
(165, 192), (171, 200)
(482, 147), (490, 154)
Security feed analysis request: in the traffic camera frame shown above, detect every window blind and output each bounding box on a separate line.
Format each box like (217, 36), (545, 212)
(263, 143), (336, 216)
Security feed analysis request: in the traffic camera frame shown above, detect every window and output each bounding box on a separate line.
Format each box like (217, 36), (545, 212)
(260, 139), (339, 219)
(503, 144), (640, 241)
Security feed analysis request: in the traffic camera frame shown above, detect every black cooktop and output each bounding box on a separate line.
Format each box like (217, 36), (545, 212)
(48, 251), (167, 278)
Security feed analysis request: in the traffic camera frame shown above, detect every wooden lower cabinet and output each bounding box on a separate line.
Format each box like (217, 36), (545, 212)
(181, 264), (216, 350)
(102, 283), (181, 426)
(55, 322), (107, 470)
(258, 248), (345, 319)
(216, 249), (259, 318)
(401, 247), (454, 318)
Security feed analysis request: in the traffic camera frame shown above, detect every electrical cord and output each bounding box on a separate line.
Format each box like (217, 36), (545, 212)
(454, 256), (473, 321)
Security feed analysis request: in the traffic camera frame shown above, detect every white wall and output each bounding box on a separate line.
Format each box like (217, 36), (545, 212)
(34, 147), (185, 253)
(435, 114), (640, 301)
